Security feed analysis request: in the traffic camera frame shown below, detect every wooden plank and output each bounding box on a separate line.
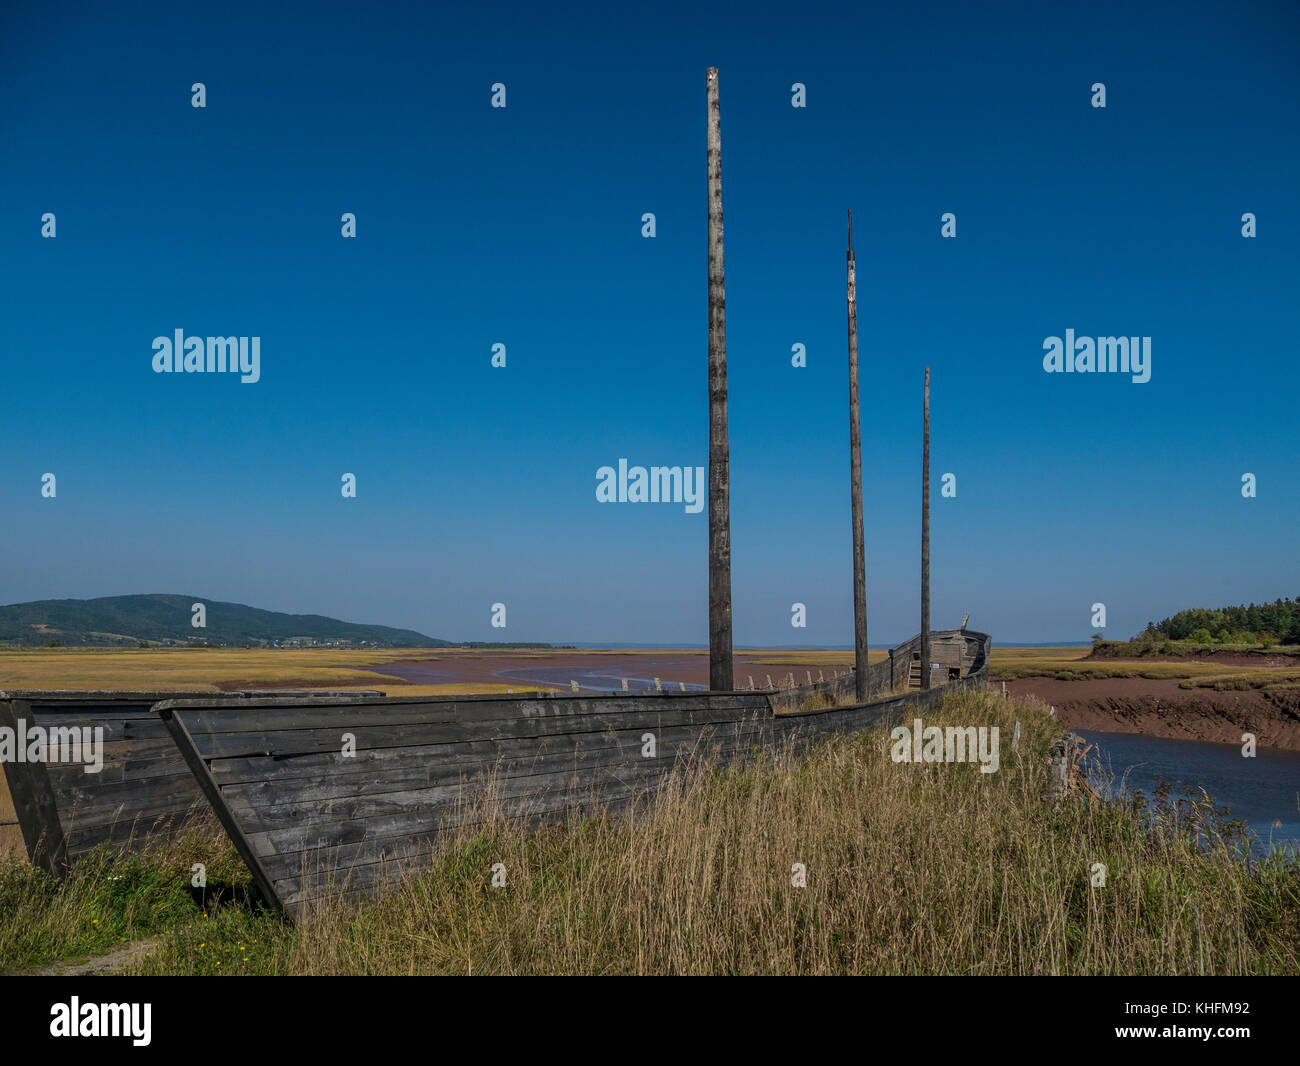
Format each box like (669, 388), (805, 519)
(0, 699), (68, 875)
(215, 718), (766, 809)
(276, 734), (776, 912)
(184, 702), (765, 762)
(234, 719), (772, 861)
(235, 719), (768, 893)
(49, 747), (199, 782)
(0, 690), (395, 874)
(155, 704), (284, 916)
(271, 747), (755, 911)
(63, 805), (211, 856)
(263, 751), (769, 904)
(227, 718), (771, 844)
(204, 714), (759, 791)
(175, 691), (757, 735)
(199, 702), (767, 779)
(54, 774), (208, 832)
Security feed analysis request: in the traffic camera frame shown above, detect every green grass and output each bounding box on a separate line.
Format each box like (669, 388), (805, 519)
(1178, 671), (1300, 691)
(1093, 639), (1300, 659)
(0, 822), (256, 973)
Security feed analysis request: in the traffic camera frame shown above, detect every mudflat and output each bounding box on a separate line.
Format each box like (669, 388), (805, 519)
(1003, 675), (1300, 751)
(336, 649), (877, 693)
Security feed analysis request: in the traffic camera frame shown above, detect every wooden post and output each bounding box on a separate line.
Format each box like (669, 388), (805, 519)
(706, 67), (734, 692)
(847, 210), (868, 702)
(920, 367), (931, 690)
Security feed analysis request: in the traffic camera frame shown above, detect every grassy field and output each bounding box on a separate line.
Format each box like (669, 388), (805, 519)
(2, 689), (1296, 976)
(6, 643), (1299, 699)
(0, 646), (566, 698)
(986, 644), (1300, 690)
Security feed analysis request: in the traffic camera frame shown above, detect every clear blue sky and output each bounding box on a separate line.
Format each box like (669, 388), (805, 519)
(1, 0), (1296, 646)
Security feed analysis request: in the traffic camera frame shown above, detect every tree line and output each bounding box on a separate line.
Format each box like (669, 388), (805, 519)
(1133, 597), (1300, 645)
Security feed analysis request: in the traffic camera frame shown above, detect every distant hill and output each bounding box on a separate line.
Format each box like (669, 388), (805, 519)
(0, 595), (452, 648)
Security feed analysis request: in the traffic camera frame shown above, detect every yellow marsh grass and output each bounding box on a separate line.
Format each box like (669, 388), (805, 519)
(0, 647), (565, 694)
(162, 690), (1295, 977)
(989, 645), (1300, 689)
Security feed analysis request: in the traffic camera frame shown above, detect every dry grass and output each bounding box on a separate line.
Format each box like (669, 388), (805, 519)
(0, 647), (565, 696)
(989, 645), (1300, 687)
(0, 646), (419, 691)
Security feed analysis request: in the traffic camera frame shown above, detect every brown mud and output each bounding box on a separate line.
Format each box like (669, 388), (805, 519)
(1002, 676), (1300, 751)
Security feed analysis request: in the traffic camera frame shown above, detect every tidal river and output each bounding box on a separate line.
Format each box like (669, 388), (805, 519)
(1076, 730), (1300, 857)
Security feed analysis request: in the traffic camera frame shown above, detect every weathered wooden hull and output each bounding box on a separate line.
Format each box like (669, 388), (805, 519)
(0, 690), (384, 876)
(156, 632), (990, 919)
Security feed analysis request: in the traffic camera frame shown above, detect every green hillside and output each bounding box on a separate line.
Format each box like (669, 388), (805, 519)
(0, 594), (450, 648)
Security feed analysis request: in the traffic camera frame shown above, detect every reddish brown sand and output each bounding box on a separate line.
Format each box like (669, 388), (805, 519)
(1003, 676), (1300, 752)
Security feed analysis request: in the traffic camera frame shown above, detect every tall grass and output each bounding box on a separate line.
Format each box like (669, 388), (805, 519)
(3, 690), (1297, 975)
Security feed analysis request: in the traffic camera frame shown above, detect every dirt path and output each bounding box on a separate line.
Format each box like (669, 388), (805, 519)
(34, 938), (160, 976)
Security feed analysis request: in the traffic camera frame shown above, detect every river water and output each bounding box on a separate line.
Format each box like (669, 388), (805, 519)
(1077, 729), (1300, 857)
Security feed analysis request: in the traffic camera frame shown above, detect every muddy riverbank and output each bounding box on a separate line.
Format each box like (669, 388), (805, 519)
(1002, 676), (1300, 752)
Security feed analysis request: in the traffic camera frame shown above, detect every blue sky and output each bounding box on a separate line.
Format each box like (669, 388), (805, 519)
(1, 0), (1297, 646)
